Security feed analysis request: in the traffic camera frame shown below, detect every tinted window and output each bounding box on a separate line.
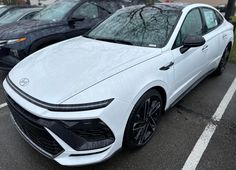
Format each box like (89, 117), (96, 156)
(0, 7), (8, 15)
(72, 2), (98, 19)
(215, 10), (224, 25)
(0, 8), (34, 24)
(174, 9), (203, 48)
(202, 8), (218, 30)
(87, 7), (180, 48)
(21, 11), (38, 20)
(33, 1), (79, 22)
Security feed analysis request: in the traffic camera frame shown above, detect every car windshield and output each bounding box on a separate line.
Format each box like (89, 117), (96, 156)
(86, 6), (180, 48)
(0, 8), (33, 24)
(32, 0), (79, 22)
(0, 7), (8, 15)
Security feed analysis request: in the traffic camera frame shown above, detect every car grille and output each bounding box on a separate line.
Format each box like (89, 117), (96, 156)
(6, 95), (64, 157)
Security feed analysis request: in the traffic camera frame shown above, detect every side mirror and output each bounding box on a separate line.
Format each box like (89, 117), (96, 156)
(68, 16), (85, 24)
(180, 35), (206, 54)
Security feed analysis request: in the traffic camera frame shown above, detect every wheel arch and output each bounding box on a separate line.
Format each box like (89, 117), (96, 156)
(150, 86), (167, 111)
(29, 34), (65, 54)
(227, 41), (233, 51)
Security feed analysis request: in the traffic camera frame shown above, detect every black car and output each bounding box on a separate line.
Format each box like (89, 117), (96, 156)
(0, 5), (36, 18)
(0, 7), (42, 26)
(0, 0), (157, 71)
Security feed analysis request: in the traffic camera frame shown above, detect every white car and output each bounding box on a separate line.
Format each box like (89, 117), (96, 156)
(3, 3), (233, 166)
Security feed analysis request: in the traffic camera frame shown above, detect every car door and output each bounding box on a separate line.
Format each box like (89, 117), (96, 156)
(200, 7), (222, 70)
(171, 8), (207, 99)
(66, 2), (110, 38)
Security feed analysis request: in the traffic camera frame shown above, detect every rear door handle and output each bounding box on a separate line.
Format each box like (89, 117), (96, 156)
(160, 62), (174, 71)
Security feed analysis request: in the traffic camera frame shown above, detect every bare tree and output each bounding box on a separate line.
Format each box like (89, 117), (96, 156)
(26, 0), (30, 5)
(145, 0), (154, 6)
(225, 0), (236, 21)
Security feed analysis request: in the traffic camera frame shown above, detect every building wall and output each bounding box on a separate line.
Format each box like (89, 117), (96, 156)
(30, 0), (55, 5)
(174, 0), (228, 6)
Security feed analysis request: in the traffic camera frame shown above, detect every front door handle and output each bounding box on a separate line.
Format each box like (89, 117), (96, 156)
(202, 45), (208, 51)
(160, 62), (174, 71)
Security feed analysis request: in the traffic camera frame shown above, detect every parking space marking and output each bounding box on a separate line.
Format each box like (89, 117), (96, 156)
(0, 103), (7, 109)
(182, 78), (236, 170)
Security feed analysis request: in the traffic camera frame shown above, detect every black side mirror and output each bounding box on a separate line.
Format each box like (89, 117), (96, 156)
(68, 16), (85, 24)
(180, 35), (206, 54)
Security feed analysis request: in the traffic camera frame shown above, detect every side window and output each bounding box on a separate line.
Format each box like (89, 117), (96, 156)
(202, 8), (218, 30)
(174, 9), (203, 48)
(21, 12), (37, 20)
(215, 11), (224, 25)
(72, 2), (99, 19)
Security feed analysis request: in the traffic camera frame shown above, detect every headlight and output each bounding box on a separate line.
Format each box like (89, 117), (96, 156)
(0, 38), (27, 46)
(7, 37), (27, 45)
(49, 99), (114, 112)
(0, 40), (7, 47)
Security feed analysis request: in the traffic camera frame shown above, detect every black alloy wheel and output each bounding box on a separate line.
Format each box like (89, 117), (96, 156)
(124, 89), (163, 149)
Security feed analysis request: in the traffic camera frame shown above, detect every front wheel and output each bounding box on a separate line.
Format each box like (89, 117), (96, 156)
(214, 46), (230, 76)
(123, 89), (163, 150)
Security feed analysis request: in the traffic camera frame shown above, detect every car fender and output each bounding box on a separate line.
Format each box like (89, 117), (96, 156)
(29, 34), (66, 54)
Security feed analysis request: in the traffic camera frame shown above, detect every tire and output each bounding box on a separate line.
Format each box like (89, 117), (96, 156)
(214, 46), (230, 76)
(123, 89), (163, 150)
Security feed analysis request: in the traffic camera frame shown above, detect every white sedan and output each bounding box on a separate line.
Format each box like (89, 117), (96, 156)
(3, 3), (234, 166)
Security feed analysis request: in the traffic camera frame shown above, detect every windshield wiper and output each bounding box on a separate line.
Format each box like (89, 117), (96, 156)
(95, 38), (134, 45)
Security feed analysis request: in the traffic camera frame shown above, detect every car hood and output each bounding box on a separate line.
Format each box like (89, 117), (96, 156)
(0, 20), (62, 39)
(9, 36), (162, 104)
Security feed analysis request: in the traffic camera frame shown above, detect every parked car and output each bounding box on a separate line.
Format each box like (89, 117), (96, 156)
(0, 8), (42, 26)
(0, 0), (156, 71)
(4, 2), (233, 166)
(0, 5), (35, 18)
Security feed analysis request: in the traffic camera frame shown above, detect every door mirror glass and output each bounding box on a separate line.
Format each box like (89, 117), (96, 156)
(180, 35), (205, 54)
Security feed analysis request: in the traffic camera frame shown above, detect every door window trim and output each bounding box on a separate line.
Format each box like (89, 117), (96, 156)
(199, 7), (223, 34)
(172, 7), (204, 50)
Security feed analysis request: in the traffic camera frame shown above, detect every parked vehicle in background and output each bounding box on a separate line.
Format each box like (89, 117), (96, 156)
(0, 0), (156, 71)
(0, 5), (5, 8)
(0, 5), (36, 18)
(4, 3), (233, 166)
(0, 8), (42, 26)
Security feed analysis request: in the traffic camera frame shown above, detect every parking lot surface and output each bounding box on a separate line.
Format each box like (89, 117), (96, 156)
(0, 63), (235, 170)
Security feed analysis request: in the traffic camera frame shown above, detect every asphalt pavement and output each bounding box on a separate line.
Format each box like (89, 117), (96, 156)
(0, 63), (235, 170)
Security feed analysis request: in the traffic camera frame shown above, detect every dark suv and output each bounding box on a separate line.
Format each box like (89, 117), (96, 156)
(0, 0), (154, 70)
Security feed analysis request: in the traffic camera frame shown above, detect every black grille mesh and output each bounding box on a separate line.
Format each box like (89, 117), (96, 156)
(7, 95), (64, 157)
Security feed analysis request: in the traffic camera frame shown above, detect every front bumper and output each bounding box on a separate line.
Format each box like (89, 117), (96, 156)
(6, 94), (117, 166)
(0, 48), (24, 71)
(3, 80), (130, 166)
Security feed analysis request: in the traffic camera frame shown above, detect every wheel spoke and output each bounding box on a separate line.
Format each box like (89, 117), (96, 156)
(144, 98), (151, 120)
(133, 121), (146, 131)
(138, 123), (149, 145)
(149, 101), (161, 116)
(149, 116), (157, 132)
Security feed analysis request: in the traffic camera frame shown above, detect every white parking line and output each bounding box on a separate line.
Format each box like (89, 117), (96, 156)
(0, 103), (7, 109)
(182, 78), (236, 170)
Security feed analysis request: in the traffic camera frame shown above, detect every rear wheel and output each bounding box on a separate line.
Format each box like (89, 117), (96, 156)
(123, 89), (163, 149)
(214, 46), (230, 76)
